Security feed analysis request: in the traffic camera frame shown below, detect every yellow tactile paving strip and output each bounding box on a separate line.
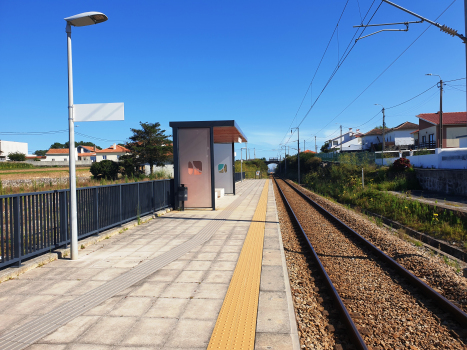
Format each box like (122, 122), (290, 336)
(208, 180), (269, 350)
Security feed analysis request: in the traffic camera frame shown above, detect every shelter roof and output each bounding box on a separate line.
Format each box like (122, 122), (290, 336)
(169, 120), (247, 143)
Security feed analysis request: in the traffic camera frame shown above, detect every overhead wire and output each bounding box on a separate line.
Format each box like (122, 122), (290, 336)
(306, 0), (458, 142)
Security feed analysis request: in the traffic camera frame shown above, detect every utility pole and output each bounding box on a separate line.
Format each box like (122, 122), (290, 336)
(304, 140), (306, 152)
(375, 104), (385, 165)
(292, 127), (300, 184)
(254, 148), (256, 159)
(315, 136), (317, 153)
(340, 125), (343, 152)
(426, 74), (444, 148)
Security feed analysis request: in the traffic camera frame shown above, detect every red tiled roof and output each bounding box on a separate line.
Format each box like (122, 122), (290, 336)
(97, 145), (130, 153)
(46, 149), (69, 154)
(410, 129), (419, 134)
(392, 121), (418, 130)
(416, 112), (467, 125)
(354, 133), (364, 137)
(26, 156), (46, 159)
(80, 145), (98, 152)
(363, 128), (385, 136)
(302, 150), (316, 154)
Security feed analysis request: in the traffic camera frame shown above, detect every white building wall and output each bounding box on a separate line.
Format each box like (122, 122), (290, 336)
(0, 141), (28, 160)
(383, 148), (467, 169)
(446, 127), (467, 148)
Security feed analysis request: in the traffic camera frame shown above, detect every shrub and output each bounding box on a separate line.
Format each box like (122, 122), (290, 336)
(90, 160), (119, 180)
(392, 157), (412, 172)
(8, 152), (26, 161)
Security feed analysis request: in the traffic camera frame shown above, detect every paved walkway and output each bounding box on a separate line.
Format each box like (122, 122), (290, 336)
(0, 180), (298, 350)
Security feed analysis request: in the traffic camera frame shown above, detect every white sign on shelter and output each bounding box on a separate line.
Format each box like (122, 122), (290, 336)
(74, 103), (124, 122)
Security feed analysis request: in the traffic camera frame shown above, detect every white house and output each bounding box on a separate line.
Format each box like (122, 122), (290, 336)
(95, 144), (130, 161)
(360, 128), (384, 151)
(327, 128), (360, 151)
(0, 140), (28, 161)
(45, 148), (75, 162)
(383, 121), (418, 149)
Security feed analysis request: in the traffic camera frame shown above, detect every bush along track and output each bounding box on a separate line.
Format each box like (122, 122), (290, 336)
(303, 157), (467, 250)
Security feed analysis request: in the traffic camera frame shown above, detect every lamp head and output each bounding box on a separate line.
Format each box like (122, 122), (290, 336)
(65, 12), (108, 27)
(426, 73), (433, 76)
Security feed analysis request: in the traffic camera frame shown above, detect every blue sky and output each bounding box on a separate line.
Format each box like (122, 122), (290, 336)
(0, 0), (465, 159)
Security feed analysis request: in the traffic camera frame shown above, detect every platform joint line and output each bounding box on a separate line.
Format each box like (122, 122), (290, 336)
(208, 180), (269, 350)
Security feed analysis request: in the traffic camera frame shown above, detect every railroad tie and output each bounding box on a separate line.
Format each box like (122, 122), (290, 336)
(208, 180), (269, 350)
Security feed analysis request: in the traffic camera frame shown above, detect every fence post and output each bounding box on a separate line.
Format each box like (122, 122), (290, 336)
(119, 184), (123, 224)
(152, 181), (155, 212)
(94, 187), (99, 233)
(13, 196), (21, 266)
(59, 191), (68, 246)
(137, 182), (140, 214)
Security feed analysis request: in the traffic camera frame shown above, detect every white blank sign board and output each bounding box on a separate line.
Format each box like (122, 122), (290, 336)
(74, 103), (124, 122)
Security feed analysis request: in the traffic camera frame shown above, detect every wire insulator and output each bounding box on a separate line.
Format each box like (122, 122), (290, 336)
(440, 25), (458, 37)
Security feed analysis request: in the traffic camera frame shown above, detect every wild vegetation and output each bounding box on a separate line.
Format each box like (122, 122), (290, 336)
(235, 159), (268, 178)
(280, 153), (467, 246)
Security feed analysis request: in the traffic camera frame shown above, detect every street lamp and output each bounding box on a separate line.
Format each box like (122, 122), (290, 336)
(291, 127), (300, 184)
(65, 12), (108, 260)
(375, 104), (385, 166)
(426, 73), (443, 149)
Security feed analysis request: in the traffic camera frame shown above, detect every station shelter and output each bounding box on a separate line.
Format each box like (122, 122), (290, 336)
(169, 120), (247, 210)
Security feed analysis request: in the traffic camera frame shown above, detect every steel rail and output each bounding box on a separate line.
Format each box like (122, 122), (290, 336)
(281, 178), (467, 328)
(273, 177), (368, 350)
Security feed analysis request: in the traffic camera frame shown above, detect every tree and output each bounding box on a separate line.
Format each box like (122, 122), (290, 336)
(125, 122), (172, 175)
(48, 141), (102, 150)
(8, 152), (26, 161)
(90, 160), (119, 180)
(320, 142), (330, 153)
(34, 150), (48, 156)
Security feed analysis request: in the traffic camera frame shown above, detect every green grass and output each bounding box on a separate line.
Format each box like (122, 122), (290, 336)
(0, 162), (34, 170)
(235, 159), (268, 179)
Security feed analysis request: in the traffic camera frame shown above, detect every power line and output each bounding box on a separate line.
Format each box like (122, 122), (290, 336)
(279, 0), (352, 146)
(0, 129), (68, 135)
(75, 132), (126, 143)
(386, 84), (437, 109)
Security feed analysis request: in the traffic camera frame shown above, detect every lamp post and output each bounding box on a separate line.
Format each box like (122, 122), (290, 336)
(240, 147), (247, 181)
(375, 104), (385, 166)
(426, 73), (443, 149)
(65, 12), (108, 260)
(291, 127), (300, 184)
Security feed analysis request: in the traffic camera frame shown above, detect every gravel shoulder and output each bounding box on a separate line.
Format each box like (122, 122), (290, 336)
(287, 180), (467, 313)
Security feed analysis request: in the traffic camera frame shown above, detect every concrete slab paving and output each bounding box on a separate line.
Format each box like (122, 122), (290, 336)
(0, 180), (299, 350)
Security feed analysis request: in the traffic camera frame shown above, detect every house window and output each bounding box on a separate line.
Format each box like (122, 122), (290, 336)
(429, 134), (434, 142)
(117, 155), (120, 160)
(333, 140), (338, 146)
(422, 136), (426, 144)
(103, 155), (107, 160)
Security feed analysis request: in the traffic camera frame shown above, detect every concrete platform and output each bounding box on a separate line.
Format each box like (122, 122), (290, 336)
(0, 180), (299, 350)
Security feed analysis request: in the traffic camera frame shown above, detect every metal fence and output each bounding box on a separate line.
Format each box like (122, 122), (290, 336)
(0, 179), (173, 269)
(234, 172), (245, 182)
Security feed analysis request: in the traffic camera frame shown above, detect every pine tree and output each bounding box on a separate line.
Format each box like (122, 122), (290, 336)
(126, 122), (172, 175)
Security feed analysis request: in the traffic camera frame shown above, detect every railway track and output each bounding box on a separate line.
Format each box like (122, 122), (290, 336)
(274, 177), (467, 349)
